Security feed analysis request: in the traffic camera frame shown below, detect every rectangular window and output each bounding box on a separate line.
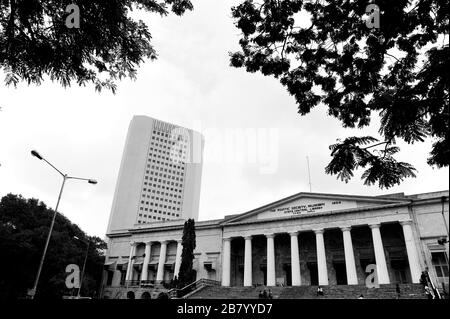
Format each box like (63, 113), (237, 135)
(432, 252), (449, 278)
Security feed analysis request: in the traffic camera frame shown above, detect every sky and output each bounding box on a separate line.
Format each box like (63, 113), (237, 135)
(0, 0), (448, 239)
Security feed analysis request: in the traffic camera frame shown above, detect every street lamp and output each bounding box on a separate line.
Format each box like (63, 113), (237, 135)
(74, 236), (90, 298)
(28, 150), (97, 299)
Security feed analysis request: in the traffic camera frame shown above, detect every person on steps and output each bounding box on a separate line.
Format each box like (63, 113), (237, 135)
(317, 286), (324, 296)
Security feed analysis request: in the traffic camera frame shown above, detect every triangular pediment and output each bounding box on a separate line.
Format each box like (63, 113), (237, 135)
(222, 192), (409, 224)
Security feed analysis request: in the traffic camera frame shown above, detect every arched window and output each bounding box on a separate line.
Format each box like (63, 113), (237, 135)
(141, 292), (151, 300)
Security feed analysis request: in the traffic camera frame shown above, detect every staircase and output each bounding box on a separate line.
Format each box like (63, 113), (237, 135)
(187, 284), (427, 299)
(168, 278), (221, 299)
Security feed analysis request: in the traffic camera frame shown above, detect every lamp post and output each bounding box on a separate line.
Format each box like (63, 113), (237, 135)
(74, 236), (90, 298)
(28, 150), (97, 299)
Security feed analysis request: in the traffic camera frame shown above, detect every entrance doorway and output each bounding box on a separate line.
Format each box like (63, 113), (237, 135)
(283, 263), (292, 286)
(391, 259), (409, 283)
(260, 265), (267, 286)
(333, 262), (347, 285)
(307, 262), (318, 285)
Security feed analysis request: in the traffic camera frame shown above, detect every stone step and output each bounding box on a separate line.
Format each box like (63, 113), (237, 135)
(187, 284), (427, 299)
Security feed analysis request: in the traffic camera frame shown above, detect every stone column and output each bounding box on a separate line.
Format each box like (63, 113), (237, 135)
(174, 240), (183, 279)
(341, 227), (358, 285)
(400, 220), (422, 283)
(221, 238), (231, 286)
(125, 241), (136, 281)
(244, 236), (253, 286)
(314, 229), (329, 286)
(266, 234), (276, 286)
(140, 241), (152, 281)
(370, 224), (390, 284)
(290, 232), (301, 286)
(156, 241), (168, 282)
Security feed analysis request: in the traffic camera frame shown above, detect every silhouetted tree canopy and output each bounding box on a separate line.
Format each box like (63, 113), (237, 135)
(0, 193), (106, 299)
(177, 218), (196, 288)
(230, 0), (449, 189)
(0, 0), (193, 92)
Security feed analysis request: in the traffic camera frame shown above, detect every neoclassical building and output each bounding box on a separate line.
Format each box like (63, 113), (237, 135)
(101, 190), (449, 299)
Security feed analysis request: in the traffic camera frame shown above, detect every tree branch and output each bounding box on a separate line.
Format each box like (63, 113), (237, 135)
(362, 139), (393, 150)
(6, 0), (16, 43)
(384, 52), (400, 62)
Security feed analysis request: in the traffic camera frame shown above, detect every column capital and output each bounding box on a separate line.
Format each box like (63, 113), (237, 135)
(265, 233), (276, 239)
(223, 237), (232, 242)
(244, 235), (253, 240)
(130, 241), (137, 247)
(369, 223), (381, 229)
(145, 240), (152, 245)
(289, 231), (299, 237)
(399, 220), (413, 226)
(313, 228), (324, 235)
(177, 239), (183, 244)
(160, 240), (169, 245)
(340, 226), (352, 232)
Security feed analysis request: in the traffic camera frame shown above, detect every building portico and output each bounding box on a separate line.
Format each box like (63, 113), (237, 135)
(220, 219), (423, 288)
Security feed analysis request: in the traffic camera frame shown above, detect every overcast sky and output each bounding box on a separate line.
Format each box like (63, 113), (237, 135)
(0, 0), (448, 239)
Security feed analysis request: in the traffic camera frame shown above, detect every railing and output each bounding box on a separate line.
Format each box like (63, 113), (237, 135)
(124, 280), (141, 287)
(120, 279), (171, 288)
(108, 278), (217, 294)
(140, 280), (156, 287)
(168, 278), (221, 299)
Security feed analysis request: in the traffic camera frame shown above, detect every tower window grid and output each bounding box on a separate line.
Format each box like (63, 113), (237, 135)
(136, 126), (188, 224)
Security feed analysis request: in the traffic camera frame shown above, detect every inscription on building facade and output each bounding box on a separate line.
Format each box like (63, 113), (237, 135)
(257, 198), (358, 220)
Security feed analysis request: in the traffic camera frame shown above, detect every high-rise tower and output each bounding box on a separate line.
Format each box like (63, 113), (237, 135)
(106, 115), (204, 234)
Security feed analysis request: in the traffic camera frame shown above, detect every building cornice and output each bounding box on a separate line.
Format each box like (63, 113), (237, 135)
(409, 195), (449, 206)
(106, 219), (221, 238)
(220, 192), (410, 225)
(221, 201), (411, 228)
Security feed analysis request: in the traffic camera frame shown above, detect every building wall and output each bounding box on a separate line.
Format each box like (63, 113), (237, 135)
(411, 195), (449, 291)
(192, 228), (222, 281)
(181, 129), (204, 220)
(107, 116), (153, 233)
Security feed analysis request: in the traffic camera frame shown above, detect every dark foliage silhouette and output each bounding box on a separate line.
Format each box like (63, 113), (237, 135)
(0, 193), (106, 299)
(230, 0), (448, 188)
(0, 0), (193, 92)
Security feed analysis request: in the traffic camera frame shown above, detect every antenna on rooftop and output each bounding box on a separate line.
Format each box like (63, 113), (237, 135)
(306, 156), (312, 192)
